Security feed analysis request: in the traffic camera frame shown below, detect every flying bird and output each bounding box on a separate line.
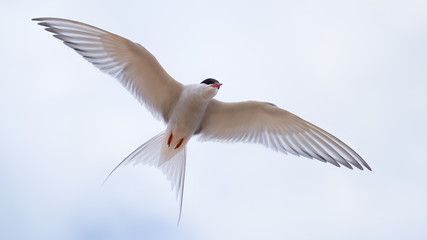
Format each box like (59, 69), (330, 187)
(33, 17), (371, 223)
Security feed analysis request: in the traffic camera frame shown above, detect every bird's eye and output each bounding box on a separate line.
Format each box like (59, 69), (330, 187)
(200, 78), (219, 85)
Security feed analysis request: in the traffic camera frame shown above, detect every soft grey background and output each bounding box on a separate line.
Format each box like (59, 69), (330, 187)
(1, 0), (426, 239)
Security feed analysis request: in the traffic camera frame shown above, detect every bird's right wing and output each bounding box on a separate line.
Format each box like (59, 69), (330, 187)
(197, 100), (371, 170)
(33, 17), (183, 122)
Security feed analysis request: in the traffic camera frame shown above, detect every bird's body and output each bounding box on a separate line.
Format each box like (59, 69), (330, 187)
(160, 83), (218, 165)
(33, 17), (371, 223)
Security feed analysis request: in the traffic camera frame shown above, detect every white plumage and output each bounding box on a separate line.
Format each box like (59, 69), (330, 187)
(34, 17), (371, 223)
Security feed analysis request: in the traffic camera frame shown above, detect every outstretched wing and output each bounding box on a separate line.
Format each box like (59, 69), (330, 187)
(198, 100), (371, 170)
(33, 17), (183, 122)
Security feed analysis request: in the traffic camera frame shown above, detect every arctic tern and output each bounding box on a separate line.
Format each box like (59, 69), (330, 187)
(33, 17), (371, 223)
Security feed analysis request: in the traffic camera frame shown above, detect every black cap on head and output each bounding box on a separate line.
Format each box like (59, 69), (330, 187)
(200, 78), (219, 85)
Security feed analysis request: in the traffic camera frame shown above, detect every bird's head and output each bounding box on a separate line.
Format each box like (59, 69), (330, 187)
(201, 78), (222, 89)
(198, 78), (223, 99)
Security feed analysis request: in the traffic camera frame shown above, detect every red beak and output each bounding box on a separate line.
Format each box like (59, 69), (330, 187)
(211, 83), (223, 88)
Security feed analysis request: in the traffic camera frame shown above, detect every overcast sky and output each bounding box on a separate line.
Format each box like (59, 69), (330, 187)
(1, 0), (427, 239)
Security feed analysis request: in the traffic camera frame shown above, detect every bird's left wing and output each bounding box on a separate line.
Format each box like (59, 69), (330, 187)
(33, 17), (183, 122)
(197, 99), (371, 170)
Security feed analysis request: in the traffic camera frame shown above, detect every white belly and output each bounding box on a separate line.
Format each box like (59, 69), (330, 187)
(158, 84), (215, 165)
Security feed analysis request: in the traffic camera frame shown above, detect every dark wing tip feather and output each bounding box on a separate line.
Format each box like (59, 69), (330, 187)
(364, 163), (372, 171)
(33, 17), (55, 21)
(37, 22), (51, 27)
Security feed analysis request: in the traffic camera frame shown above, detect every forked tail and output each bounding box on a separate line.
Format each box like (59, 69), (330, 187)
(103, 131), (187, 224)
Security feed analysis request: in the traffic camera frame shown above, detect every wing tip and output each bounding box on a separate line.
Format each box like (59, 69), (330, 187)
(327, 157), (372, 171)
(32, 17), (55, 23)
(363, 163), (372, 171)
(338, 160), (372, 171)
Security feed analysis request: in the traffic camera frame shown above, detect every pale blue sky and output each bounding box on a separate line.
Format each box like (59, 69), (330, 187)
(1, 0), (427, 239)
